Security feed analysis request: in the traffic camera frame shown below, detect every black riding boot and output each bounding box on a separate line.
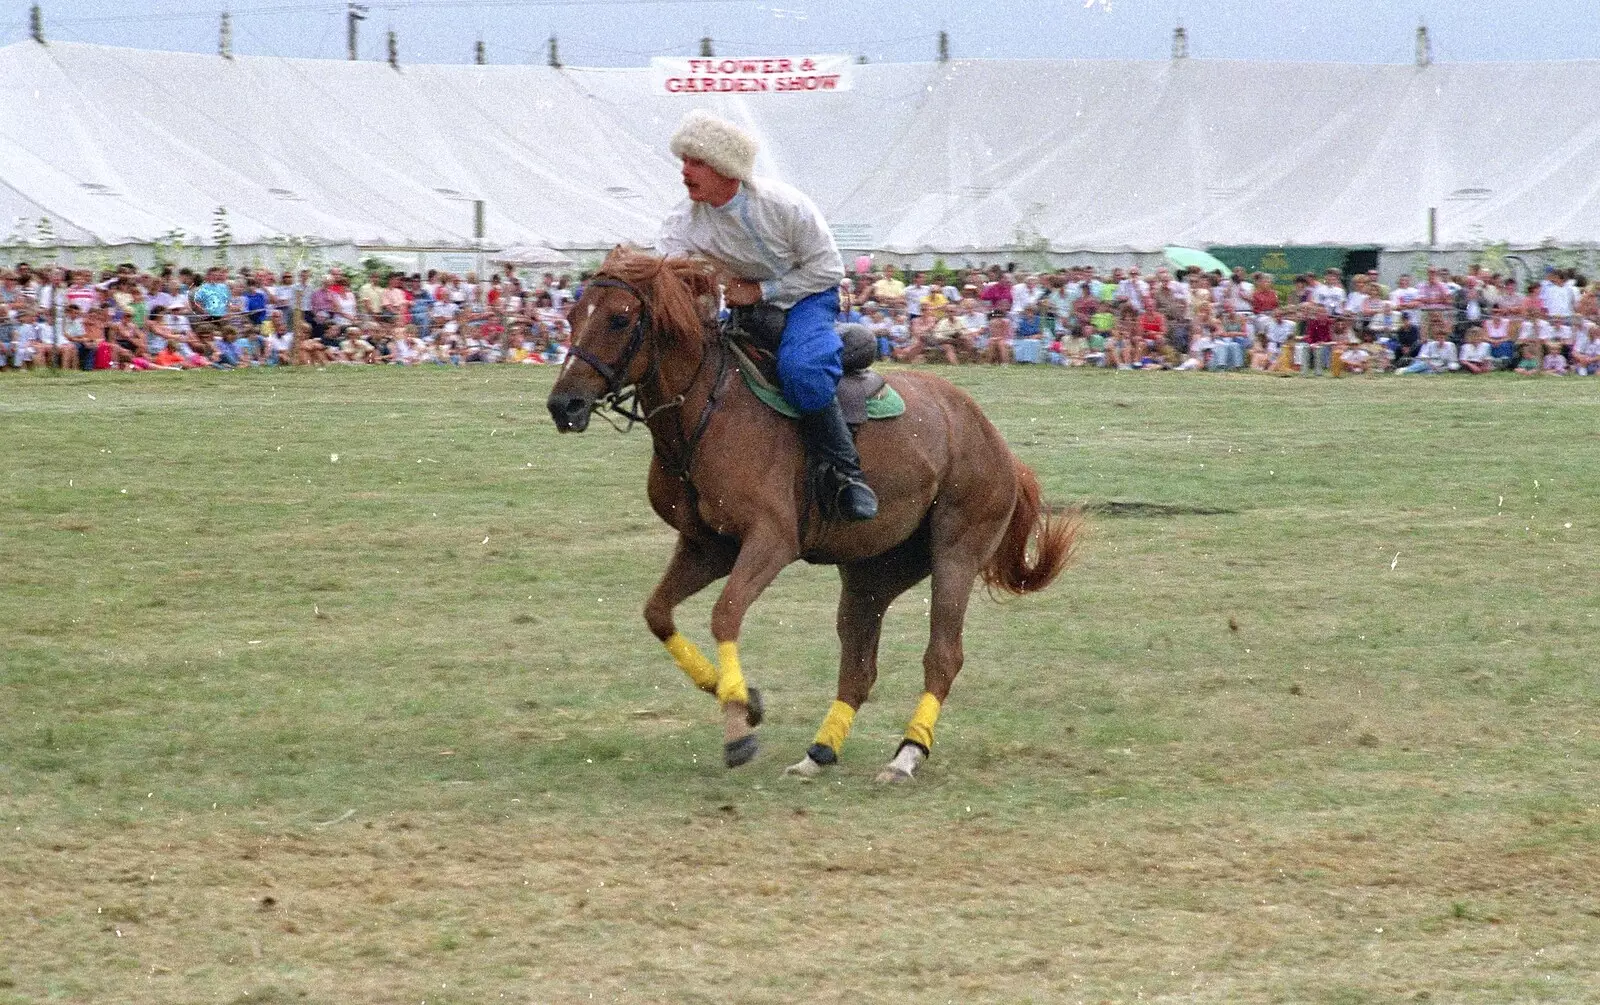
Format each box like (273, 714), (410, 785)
(798, 397), (879, 521)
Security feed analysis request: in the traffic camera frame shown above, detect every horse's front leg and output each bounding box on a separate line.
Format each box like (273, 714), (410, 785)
(645, 535), (737, 696)
(709, 531), (797, 768)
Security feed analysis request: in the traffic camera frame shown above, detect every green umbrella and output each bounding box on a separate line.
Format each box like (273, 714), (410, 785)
(1163, 246), (1230, 275)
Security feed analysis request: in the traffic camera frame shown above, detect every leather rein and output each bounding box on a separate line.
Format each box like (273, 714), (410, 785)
(564, 275), (729, 492)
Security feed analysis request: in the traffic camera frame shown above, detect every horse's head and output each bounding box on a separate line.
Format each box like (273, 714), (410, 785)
(548, 247), (719, 433)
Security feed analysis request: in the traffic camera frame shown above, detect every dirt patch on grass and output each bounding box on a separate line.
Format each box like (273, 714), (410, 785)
(6, 808), (1596, 1004)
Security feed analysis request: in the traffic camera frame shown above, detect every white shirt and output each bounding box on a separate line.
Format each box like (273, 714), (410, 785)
(1391, 286), (1421, 324)
(658, 176), (844, 311)
(1312, 282), (1346, 312)
(1534, 319), (1565, 342)
(16, 321), (48, 347)
(902, 284), (931, 317)
(1115, 278), (1147, 311)
(1228, 279), (1255, 312)
(1418, 339), (1458, 368)
(1460, 341), (1491, 364)
(1539, 280), (1576, 317)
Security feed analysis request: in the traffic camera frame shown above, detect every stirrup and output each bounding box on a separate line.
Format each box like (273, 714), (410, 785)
(836, 476), (878, 521)
(810, 463), (877, 522)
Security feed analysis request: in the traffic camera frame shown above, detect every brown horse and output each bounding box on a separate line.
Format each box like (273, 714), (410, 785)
(547, 248), (1078, 781)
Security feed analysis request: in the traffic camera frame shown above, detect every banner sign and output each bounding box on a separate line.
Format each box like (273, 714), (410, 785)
(651, 55), (853, 95)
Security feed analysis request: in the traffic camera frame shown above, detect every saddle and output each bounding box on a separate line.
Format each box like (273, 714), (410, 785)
(724, 306), (897, 426)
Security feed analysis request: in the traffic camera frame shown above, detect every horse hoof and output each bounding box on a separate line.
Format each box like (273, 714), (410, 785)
(875, 742), (924, 783)
(744, 686), (764, 728)
(783, 756), (825, 779)
(724, 733), (759, 769)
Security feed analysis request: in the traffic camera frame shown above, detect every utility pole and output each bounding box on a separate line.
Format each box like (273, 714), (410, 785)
(1172, 25), (1188, 60)
(1415, 22), (1431, 67)
(30, 4), (43, 44)
(475, 38), (485, 65)
(547, 35), (561, 68)
(220, 11), (233, 60)
(937, 30), (949, 63)
(387, 28), (397, 69)
(699, 34), (713, 57)
(346, 2), (366, 61)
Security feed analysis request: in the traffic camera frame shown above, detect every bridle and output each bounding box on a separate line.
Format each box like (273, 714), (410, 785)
(564, 276), (657, 427)
(563, 272), (731, 494)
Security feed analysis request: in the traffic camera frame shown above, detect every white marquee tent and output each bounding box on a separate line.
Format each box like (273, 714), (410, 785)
(4, 40), (1600, 267)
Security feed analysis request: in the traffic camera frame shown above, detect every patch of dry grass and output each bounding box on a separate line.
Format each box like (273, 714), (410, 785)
(8, 804), (1597, 1003)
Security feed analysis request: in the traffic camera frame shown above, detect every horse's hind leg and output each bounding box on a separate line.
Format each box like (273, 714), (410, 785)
(645, 535), (736, 698)
(877, 505), (1008, 783)
(785, 542), (930, 778)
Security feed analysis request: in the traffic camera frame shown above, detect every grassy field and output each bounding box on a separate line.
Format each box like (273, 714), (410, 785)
(2, 365), (1597, 1004)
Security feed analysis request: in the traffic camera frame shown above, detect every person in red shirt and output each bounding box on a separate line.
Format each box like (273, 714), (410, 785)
(1137, 303), (1167, 363)
(1250, 273), (1280, 315)
(1302, 304), (1334, 374)
(979, 266), (1012, 315)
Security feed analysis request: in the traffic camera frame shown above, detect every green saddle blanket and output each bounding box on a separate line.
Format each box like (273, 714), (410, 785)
(740, 367), (906, 421)
(724, 336), (906, 421)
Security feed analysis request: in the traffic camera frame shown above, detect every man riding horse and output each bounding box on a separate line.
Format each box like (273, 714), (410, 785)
(657, 109), (878, 522)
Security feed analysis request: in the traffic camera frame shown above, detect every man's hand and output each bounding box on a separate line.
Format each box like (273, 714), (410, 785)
(723, 278), (762, 307)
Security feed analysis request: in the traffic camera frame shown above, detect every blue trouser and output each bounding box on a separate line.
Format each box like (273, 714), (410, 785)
(776, 288), (843, 415)
(1208, 338), (1245, 370)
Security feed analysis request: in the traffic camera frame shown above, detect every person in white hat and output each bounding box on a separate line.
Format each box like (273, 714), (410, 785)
(657, 109), (876, 521)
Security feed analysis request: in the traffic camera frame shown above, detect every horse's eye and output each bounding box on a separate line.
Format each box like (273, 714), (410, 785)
(608, 313), (630, 331)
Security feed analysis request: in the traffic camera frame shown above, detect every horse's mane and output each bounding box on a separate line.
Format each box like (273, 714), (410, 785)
(597, 246), (720, 342)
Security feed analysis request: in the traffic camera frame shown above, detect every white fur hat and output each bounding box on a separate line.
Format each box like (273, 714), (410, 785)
(669, 109), (757, 182)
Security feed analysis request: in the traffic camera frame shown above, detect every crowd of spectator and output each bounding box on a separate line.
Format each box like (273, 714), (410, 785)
(4, 258), (1599, 378)
(843, 262), (1600, 376)
(0, 261), (577, 371)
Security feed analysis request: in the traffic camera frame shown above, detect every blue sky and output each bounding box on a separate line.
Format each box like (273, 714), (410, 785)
(9, 1), (1597, 67)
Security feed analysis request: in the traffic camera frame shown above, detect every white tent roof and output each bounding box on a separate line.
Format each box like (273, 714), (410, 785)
(4, 40), (1600, 254)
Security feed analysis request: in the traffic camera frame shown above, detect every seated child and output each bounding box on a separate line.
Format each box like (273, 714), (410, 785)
(1248, 333), (1272, 371)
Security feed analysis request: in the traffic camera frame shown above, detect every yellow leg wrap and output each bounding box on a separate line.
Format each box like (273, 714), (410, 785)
(714, 641), (749, 706)
(663, 633), (719, 692)
(903, 692), (941, 752)
(811, 700), (857, 755)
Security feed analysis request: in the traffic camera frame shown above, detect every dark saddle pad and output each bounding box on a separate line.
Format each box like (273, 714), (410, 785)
(723, 311), (884, 425)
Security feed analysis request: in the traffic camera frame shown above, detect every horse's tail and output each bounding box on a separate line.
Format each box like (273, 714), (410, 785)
(981, 458), (1081, 597)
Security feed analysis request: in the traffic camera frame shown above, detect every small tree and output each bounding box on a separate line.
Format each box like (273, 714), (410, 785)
(153, 228), (189, 271)
(1470, 240), (1510, 277)
(34, 216), (58, 263)
(81, 245), (113, 280)
(211, 206), (232, 268)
